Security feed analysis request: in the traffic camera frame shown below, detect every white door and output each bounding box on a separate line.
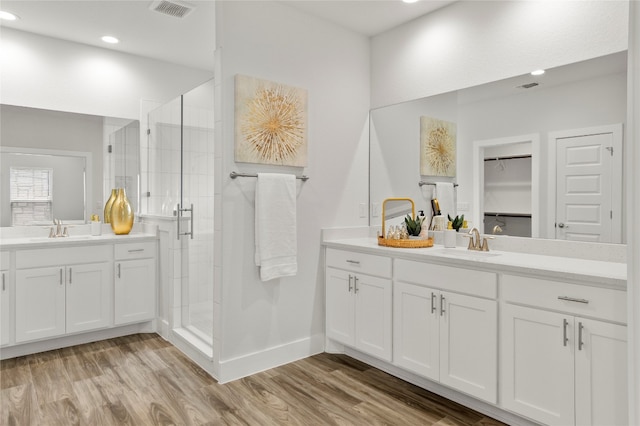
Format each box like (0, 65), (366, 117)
(15, 267), (66, 342)
(393, 282), (439, 380)
(114, 258), (156, 325)
(575, 319), (628, 426)
(500, 304), (574, 426)
(552, 125), (622, 243)
(354, 274), (392, 361)
(66, 262), (112, 333)
(439, 292), (497, 403)
(325, 267), (355, 346)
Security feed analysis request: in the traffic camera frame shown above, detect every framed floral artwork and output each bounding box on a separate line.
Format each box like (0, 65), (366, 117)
(420, 116), (456, 177)
(235, 75), (308, 166)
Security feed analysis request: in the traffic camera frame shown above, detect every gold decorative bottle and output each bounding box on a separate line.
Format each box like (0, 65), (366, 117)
(110, 188), (134, 235)
(103, 189), (117, 224)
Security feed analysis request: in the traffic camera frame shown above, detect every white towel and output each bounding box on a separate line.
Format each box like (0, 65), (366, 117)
(435, 182), (456, 219)
(255, 173), (297, 282)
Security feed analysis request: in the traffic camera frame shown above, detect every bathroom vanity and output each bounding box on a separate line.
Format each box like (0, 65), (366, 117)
(323, 236), (627, 426)
(0, 228), (157, 359)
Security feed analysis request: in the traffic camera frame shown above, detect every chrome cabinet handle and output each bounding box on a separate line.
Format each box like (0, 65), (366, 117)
(59, 268), (63, 286)
(431, 292), (437, 314)
(578, 322), (584, 351)
(558, 296), (589, 304)
(69, 267), (72, 284)
(117, 263), (121, 279)
(348, 275), (353, 292)
(128, 248), (144, 253)
(563, 318), (569, 346)
(354, 276), (359, 294)
(2, 272), (5, 291)
(346, 260), (360, 265)
(440, 294), (446, 316)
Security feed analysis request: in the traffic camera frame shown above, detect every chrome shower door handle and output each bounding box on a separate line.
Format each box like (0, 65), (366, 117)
(176, 203), (194, 240)
(176, 203), (181, 240)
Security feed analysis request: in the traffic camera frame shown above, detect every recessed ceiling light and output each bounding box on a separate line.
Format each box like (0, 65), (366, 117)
(531, 69), (545, 76)
(101, 36), (119, 44)
(403, 0), (419, 3)
(0, 11), (19, 21)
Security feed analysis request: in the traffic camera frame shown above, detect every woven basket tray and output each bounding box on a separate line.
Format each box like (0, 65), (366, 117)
(378, 236), (434, 248)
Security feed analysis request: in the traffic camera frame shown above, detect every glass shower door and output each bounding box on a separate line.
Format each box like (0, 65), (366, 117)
(146, 78), (215, 347)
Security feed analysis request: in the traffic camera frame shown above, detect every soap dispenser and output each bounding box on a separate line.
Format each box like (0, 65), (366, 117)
(418, 210), (429, 238)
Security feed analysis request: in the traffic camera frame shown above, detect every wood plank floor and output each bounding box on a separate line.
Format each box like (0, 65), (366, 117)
(1, 334), (506, 425)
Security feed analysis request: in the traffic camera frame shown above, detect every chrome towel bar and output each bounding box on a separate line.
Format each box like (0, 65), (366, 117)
(230, 171), (310, 181)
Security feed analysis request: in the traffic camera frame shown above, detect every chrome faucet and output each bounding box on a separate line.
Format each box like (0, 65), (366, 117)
(464, 227), (493, 251)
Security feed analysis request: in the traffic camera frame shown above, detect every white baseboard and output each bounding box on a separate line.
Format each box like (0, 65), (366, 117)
(217, 333), (324, 384)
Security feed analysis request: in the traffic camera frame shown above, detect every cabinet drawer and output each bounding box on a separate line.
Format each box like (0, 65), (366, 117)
(501, 274), (626, 324)
(395, 259), (496, 299)
(0, 251), (9, 270)
(114, 241), (156, 260)
(16, 245), (112, 269)
(326, 248), (391, 278)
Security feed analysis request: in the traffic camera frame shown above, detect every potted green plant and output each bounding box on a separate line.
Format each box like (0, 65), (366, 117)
(404, 214), (425, 238)
(448, 214), (465, 232)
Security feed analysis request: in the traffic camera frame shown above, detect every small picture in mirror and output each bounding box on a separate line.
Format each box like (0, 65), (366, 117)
(420, 116), (456, 177)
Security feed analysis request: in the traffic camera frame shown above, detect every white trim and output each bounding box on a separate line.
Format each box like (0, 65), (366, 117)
(472, 134), (540, 237)
(217, 333), (325, 384)
(547, 123), (623, 243)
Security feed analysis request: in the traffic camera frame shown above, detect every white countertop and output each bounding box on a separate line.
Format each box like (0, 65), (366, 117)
(324, 238), (627, 290)
(0, 232), (157, 250)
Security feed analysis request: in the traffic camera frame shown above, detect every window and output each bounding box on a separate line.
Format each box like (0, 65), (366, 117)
(10, 167), (53, 225)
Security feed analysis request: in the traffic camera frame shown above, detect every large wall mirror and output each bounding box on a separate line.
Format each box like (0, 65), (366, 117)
(0, 104), (140, 227)
(370, 50), (627, 244)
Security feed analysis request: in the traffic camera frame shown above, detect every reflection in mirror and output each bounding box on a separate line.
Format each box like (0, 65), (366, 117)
(381, 198), (415, 237)
(0, 104), (140, 227)
(370, 51), (627, 243)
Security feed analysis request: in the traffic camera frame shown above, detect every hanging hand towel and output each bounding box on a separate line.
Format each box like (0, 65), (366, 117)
(435, 182), (456, 219)
(255, 173), (297, 282)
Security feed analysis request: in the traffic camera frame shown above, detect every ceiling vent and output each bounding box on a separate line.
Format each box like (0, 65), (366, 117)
(517, 82), (540, 89)
(149, 0), (194, 18)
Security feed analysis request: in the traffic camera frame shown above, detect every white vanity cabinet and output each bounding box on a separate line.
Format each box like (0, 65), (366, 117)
(114, 242), (157, 325)
(325, 248), (392, 361)
(14, 245), (113, 343)
(1, 251), (10, 346)
(500, 274), (628, 426)
(394, 259), (498, 403)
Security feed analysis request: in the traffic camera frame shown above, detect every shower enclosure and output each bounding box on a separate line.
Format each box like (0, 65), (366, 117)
(143, 79), (215, 354)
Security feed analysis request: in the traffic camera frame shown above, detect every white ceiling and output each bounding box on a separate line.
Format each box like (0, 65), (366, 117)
(0, 0), (455, 72)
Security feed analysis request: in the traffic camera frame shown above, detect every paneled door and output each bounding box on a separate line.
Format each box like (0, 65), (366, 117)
(551, 124), (622, 243)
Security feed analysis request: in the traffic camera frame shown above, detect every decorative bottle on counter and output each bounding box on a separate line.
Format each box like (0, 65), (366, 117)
(103, 189), (117, 224)
(110, 188), (134, 235)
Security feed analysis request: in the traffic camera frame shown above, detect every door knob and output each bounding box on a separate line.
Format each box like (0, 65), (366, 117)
(558, 223), (569, 229)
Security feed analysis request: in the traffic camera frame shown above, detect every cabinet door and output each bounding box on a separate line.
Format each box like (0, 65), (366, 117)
(66, 263), (112, 333)
(440, 292), (497, 403)
(1, 270), (9, 346)
(326, 267), (355, 346)
(575, 319), (628, 426)
(15, 267), (66, 342)
(354, 273), (392, 361)
(114, 258), (156, 325)
(500, 304), (574, 426)
(393, 281), (439, 380)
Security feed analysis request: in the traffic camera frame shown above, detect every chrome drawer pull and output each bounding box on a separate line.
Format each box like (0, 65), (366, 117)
(2, 272), (5, 291)
(578, 322), (584, 351)
(430, 292), (437, 314)
(60, 268), (63, 286)
(557, 296), (589, 304)
(346, 260), (361, 265)
(117, 263), (121, 279)
(440, 295), (446, 316)
(69, 267), (72, 284)
(354, 276), (359, 294)
(348, 275), (353, 292)
(127, 249), (145, 253)
(563, 318), (569, 347)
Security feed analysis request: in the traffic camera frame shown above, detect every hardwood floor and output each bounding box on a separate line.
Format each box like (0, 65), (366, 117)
(1, 334), (506, 425)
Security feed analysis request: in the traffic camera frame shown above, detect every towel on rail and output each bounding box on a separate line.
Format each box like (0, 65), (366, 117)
(435, 182), (456, 219)
(255, 173), (298, 281)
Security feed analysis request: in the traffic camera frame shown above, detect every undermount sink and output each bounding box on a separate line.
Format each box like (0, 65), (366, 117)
(432, 248), (502, 259)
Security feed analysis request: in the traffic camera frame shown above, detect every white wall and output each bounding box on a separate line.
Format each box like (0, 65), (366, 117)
(0, 28), (213, 120)
(215, 0), (370, 381)
(371, 0), (629, 108)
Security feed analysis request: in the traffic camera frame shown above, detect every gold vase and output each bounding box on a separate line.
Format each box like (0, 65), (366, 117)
(110, 188), (134, 235)
(103, 189), (117, 224)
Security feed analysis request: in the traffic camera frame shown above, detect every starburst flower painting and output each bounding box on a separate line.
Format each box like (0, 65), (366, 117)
(235, 75), (308, 166)
(420, 116), (456, 177)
